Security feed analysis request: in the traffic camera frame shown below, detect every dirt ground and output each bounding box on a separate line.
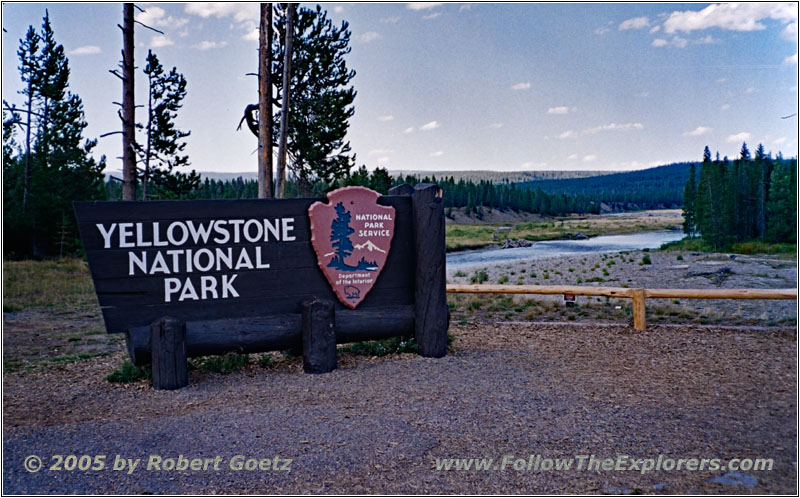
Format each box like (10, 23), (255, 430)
(3, 320), (796, 494)
(448, 250), (797, 327)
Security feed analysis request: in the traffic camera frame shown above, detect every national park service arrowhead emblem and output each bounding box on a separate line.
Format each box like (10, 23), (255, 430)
(308, 186), (395, 309)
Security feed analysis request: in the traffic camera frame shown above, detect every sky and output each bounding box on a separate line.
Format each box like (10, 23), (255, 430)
(2, 2), (798, 175)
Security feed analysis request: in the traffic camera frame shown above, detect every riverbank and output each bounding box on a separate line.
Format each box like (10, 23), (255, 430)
(447, 249), (797, 327)
(445, 209), (682, 252)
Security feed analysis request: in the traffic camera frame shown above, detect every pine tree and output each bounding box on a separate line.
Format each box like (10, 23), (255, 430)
(329, 202), (354, 268)
(682, 162), (697, 237)
(4, 12), (105, 257)
(766, 161), (797, 243)
(273, 4), (356, 196)
(136, 50), (198, 199)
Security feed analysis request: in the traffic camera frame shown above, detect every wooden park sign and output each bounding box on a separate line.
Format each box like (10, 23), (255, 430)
(74, 184), (448, 389)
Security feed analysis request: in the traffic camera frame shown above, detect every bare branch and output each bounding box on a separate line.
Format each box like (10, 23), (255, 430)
(134, 20), (164, 35)
(109, 69), (125, 80)
(132, 4), (145, 13)
(99, 131), (124, 138)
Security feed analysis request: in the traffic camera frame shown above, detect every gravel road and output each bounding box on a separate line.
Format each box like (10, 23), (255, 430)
(3, 321), (796, 494)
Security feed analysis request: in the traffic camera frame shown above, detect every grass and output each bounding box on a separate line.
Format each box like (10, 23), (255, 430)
(106, 361), (152, 383)
(470, 270), (489, 284)
(192, 353), (251, 374)
(338, 336), (419, 356)
(661, 237), (796, 256)
(3, 258), (97, 312)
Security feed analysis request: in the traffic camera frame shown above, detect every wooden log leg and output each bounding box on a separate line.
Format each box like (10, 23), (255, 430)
(150, 317), (188, 390)
(632, 289), (646, 331)
(302, 299), (337, 374)
(411, 183), (448, 358)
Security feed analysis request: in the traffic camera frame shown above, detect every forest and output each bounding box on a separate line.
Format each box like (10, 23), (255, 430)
(682, 144), (796, 248)
(517, 162), (696, 210)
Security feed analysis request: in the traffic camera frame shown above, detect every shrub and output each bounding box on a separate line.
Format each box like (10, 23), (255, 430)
(498, 274), (509, 284)
(106, 361), (151, 383)
(470, 270), (489, 284)
(641, 254), (652, 265)
(194, 353), (250, 374)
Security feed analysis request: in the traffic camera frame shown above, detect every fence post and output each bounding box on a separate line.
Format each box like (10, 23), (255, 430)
(632, 289), (646, 330)
(302, 299), (337, 374)
(150, 317), (188, 390)
(411, 183), (449, 357)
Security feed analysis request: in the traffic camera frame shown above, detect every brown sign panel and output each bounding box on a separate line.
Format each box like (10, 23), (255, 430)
(73, 196), (412, 334)
(308, 187), (395, 309)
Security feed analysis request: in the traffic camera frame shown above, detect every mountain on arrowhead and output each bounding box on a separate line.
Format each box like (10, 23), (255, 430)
(354, 240), (387, 254)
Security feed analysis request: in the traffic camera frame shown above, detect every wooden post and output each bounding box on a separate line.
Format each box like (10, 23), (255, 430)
(632, 289), (646, 331)
(150, 317), (188, 390)
(257, 3), (273, 199)
(121, 3), (136, 201)
(302, 299), (337, 374)
(411, 183), (449, 358)
(275, 3), (294, 198)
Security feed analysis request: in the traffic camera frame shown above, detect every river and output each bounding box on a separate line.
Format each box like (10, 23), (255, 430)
(446, 230), (685, 271)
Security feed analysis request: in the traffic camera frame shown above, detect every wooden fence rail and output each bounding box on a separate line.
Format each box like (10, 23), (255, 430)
(446, 284), (798, 330)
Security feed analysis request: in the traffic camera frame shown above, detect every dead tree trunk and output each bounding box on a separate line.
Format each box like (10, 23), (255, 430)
(276, 3), (293, 199)
(258, 3), (273, 199)
(121, 3), (136, 201)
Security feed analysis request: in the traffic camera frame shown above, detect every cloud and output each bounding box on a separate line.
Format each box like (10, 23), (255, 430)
(420, 120), (440, 131)
(650, 25), (661, 34)
(193, 40), (228, 50)
(567, 154), (578, 160)
(594, 26), (610, 35)
(745, 87), (755, 94)
(381, 16), (401, 24)
(726, 131), (752, 143)
(552, 130), (577, 140)
(185, 3), (258, 40)
(783, 21), (798, 40)
(785, 52), (798, 65)
(547, 106), (572, 115)
(583, 155), (597, 162)
(403, 127), (415, 134)
(334, 6), (344, 14)
(672, 36), (689, 48)
(407, 2), (443, 10)
(137, 6), (189, 30)
(619, 16), (650, 30)
(359, 31), (381, 43)
(149, 35), (175, 48)
(695, 34), (720, 44)
(651, 36), (689, 48)
(584, 122), (644, 134)
(716, 77), (728, 83)
(429, 151), (444, 157)
(369, 149), (393, 156)
(663, 3), (797, 34)
(423, 12), (441, 20)
(511, 82), (531, 90)
(377, 157), (390, 165)
(69, 45), (101, 55)
(773, 137), (788, 145)
(487, 122), (503, 129)
(721, 103), (731, 111)
(683, 126), (713, 137)
(459, 5), (472, 12)
(377, 115), (394, 122)
(638, 91), (649, 97)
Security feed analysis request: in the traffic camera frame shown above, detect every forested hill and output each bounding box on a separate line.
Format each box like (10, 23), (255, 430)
(389, 169), (612, 184)
(517, 162), (696, 210)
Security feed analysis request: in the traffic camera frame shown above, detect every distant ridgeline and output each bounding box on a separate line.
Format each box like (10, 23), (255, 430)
(516, 163), (696, 211)
(104, 163), (695, 217)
